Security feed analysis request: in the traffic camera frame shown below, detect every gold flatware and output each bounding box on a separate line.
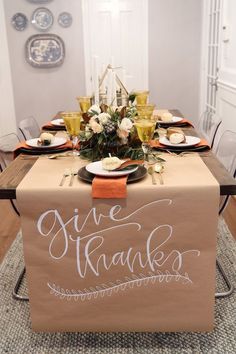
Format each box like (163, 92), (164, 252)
(147, 166), (157, 185)
(154, 163), (164, 185)
(69, 168), (78, 187)
(59, 169), (71, 187)
(48, 152), (70, 159)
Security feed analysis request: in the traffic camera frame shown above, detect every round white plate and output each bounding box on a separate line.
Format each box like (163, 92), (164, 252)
(86, 161), (139, 177)
(159, 136), (201, 147)
(26, 136), (67, 149)
(50, 118), (65, 126)
(156, 116), (183, 124)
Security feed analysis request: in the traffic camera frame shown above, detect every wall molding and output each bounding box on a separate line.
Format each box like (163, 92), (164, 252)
(218, 80), (236, 93)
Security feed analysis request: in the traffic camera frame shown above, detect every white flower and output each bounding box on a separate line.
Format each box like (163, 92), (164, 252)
(119, 117), (133, 132)
(90, 120), (103, 134)
(117, 128), (129, 144)
(89, 116), (98, 124)
(98, 112), (111, 125)
(88, 104), (101, 115)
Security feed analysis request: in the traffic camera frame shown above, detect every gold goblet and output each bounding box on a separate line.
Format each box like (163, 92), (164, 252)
(136, 104), (156, 120)
(135, 118), (156, 162)
(61, 111), (82, 157)
(76, 96), (92, 113)
(135, 90), (149, 105)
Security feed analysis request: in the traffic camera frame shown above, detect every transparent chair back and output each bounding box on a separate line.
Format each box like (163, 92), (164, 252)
(214, 130), (236, 214)
(18, 116), (40, 140)
(0, 133), (20, 168)
(196, 111), (222, 148)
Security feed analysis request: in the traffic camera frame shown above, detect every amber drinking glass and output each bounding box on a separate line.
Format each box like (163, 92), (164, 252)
(136, 104), (156, 120)
(135, 90), (149, 105)
(61, 112), (82, 156)
(135, 118), (156, 161)
(76, 96), (92, 113)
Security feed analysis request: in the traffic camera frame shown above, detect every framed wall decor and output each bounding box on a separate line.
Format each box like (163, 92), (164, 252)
(11, 13), (28, 31)
(31, 7), (53, 31)
(25, 34), (65, 68)
(58, 12), (73, 28)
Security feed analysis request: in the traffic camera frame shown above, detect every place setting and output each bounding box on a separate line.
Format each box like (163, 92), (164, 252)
(153, 110), (194, 128)
(151, 127), (210, 153)
(42, 116), (66, 131)
(14, 132), (73, 157)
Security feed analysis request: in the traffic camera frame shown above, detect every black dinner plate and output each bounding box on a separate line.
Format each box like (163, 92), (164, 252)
(19, 147), (71, 155)
(78, 165), (147, 184)
(43, 125), (66, 131)
(157, 122), (192, 128)
(153, 144), (210, 153)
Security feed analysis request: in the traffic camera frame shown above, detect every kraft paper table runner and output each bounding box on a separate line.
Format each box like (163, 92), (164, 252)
(16, 155), (219, 332)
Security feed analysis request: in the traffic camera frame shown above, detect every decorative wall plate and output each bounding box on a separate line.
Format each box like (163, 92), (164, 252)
(11, 13), (28, 31)
(25, 34), (65, 68)
(31, 7), (53, 31)
(27, 0), (53, 3)
(58, 12), (73, 28)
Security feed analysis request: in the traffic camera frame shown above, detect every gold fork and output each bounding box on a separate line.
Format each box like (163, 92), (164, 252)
(69, 168), (78, 186)
(59, 169), (71, 186)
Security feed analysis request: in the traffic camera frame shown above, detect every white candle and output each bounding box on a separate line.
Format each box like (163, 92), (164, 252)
(93, 55), (99, 104)
(100, 63), (106, 94)
(112, 71), (117, 106)
(107, 68), (113, 105)
(121, 68), (127, 106)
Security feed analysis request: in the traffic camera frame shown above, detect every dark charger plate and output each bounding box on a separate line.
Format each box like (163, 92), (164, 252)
(78, 166), (147, 184)
(19, 146), (70, 155)
(153, 144), (210, 153)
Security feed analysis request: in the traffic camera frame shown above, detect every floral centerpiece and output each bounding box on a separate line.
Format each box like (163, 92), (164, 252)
(79, 103), (143, 161)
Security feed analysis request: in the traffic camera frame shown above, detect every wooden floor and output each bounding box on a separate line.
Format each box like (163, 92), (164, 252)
(0, 200), (20, 262)
(0, 197), (235, 263)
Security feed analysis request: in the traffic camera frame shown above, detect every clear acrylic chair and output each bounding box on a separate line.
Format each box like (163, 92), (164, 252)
(18, 116), (40, 140)
(196, 110), (222, 148)
(214, 130), (236, 298)
(0, 133), (28, 301)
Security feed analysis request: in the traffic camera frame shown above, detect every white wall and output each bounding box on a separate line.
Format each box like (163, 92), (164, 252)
(3, 0), (86, 128)
(149, 0), (203, 124)
(217, 0), (236, 132)
(0, 0), (16, 135)
(2, 0), (203, 132)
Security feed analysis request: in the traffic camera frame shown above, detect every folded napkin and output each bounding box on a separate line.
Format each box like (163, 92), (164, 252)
(14, 140), (73, 158)
(42, 121), (66, 131)
(92, 176), (128, 199)
(150, 138), (210, 150)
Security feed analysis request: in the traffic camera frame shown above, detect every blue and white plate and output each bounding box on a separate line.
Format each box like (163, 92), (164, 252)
(11, 13), (28, 31)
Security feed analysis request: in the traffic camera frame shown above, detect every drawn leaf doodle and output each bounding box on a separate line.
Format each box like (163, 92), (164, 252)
(48, 271), (192, 302)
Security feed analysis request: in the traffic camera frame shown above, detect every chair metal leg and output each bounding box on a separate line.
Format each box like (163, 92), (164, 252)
(215, 259), (234, 298)
(12, 267), (29, 301)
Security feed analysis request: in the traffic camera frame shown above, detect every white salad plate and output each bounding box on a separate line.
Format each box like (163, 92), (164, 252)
(155, 116), (183, 124)
(86, 161), (139, 177)
(26, 137), (67, 148)
(159, 136), (201, 148)
(50, 118), (65, 126)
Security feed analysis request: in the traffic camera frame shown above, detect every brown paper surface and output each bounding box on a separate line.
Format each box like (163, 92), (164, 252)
(16, 154), (219, 332)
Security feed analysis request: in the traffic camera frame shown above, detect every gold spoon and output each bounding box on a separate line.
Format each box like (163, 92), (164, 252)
(154, 163), (164, 185)
(147, 166), (157, 185)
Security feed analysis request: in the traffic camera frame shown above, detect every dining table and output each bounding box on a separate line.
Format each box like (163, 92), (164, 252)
(0, 109), (236, 333)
